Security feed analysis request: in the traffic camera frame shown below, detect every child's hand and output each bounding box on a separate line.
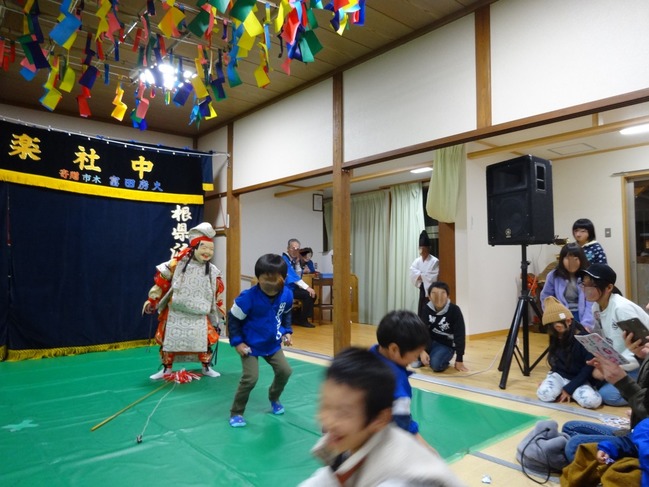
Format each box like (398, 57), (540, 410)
(454, 361), (468, 372)
(591, 368), (605, 381)
(282, 334), (293, 347)
(624, 330), (649, 359)
(596, 450), (609, 464)
(420, 351), (430, 366)
(587, 355), (627, 384)
(558, 390), (571, 403)
(596, 450), (615, 465)
(236, 343), (252, 357)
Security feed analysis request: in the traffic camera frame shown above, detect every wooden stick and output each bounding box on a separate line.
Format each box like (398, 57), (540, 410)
(91, 382), (171, 432)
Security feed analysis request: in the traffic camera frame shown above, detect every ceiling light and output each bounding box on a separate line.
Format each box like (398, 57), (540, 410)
(620, 123), (649, 135)
(410, 167), (433, 174)
(140, 69), (155, 85)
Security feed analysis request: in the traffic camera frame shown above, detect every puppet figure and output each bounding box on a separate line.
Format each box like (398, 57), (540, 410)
(143, 222), (226, 379)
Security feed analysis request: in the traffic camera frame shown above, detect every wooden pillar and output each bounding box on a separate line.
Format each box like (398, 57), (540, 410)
(438, 222), (456, 300)
(475, 5), (492, 129)
(225, 123), (241, 312)
(332, 73), (351, 354)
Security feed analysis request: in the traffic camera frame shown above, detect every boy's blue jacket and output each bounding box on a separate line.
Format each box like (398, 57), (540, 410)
(228, 285), (293, 356)
(370, 344), (419, 434)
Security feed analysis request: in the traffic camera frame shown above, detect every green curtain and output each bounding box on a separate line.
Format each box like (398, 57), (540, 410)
(351, 191), (389, 324)
(387, 182), (425, 312)
(426, 144), (465, 223)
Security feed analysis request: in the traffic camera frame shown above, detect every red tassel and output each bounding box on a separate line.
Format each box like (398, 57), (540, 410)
(164, 369), (201, 383)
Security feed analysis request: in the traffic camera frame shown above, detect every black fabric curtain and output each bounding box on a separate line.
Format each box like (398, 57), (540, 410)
(0, 183), (8, 353)
(0, 120), (211, 361)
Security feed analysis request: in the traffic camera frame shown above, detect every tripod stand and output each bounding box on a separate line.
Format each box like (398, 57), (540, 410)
(498, 244), (548, 389)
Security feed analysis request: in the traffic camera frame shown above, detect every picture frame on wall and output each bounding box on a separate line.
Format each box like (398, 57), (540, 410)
(313, 193), (323, 212)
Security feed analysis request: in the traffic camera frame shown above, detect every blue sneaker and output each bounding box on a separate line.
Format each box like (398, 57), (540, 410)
(229, 415), (247, 427)
(270, 401), (285, 415)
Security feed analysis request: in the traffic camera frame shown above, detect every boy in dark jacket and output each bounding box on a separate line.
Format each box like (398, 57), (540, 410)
(417, 281), (468, 372)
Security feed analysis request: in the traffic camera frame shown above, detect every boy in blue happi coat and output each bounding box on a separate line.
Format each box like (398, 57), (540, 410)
(370, 310), (436, 452)
(228, 253), (294, 428)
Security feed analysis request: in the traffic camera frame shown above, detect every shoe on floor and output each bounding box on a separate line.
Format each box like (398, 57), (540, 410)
(295, 321), (315, 328)
(229, 415), (247, 427)
(410, 360), (423, 369)
(271, 401), (285, 415)
(202, 366), (221, 378)
(150, 368), (171, 380)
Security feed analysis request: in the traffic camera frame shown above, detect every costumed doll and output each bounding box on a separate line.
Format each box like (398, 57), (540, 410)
(143, 222), (226, 379)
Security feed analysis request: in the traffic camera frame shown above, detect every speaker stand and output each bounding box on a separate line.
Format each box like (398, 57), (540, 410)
(498, 244), (548, 390)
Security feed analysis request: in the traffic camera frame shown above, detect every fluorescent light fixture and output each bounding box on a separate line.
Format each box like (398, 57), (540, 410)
(620, 123), (649, 135)
(410, 167), (433, 174)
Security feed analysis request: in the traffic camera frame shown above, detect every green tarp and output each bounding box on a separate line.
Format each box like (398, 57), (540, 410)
(0, 345), (542, 486)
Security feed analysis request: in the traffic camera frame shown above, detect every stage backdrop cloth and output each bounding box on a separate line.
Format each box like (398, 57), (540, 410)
(0, 119), (213, 360)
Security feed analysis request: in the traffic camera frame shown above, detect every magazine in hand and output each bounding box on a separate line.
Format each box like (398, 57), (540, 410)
(574, 333), (629, 365)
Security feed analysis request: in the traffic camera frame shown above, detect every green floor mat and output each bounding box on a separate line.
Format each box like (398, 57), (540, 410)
(0, 344), (542, 486)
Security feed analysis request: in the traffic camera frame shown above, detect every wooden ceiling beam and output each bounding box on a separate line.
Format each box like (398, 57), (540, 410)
(272, 162), (433, 197)
(467, 115), (649, 159)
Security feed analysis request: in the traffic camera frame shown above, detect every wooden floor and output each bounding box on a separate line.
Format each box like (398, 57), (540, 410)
(286, 322), (628, 487)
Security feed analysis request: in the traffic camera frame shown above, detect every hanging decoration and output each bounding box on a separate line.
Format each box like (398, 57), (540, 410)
(0, 0), (367, 130)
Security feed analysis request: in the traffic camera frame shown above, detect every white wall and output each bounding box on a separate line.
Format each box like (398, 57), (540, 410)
(232, 80), (333, 190)
(343, 14), (477, 161)
(239, 187), (325, 278)
(491, 0), (649, 124)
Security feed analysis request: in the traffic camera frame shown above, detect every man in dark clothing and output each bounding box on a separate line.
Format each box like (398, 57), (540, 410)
(281, 238), (316, 328)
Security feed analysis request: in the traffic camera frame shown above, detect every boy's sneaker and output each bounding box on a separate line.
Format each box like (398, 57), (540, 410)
(229, 415), (247, 428)
(270, 401), (285, 415)
(410, 360), (423, 369)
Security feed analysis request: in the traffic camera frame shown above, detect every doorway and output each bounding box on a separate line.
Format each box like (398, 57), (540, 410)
(626, 176), (649, 305)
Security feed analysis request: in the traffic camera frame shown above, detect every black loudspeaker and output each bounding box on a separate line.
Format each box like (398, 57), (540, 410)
(487, 155), (554, 246)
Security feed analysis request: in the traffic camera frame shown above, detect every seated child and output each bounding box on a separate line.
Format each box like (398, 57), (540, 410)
(536, 296), (602, 409)
(417, 281), (468, 372)
(227, 253), (294, 428)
